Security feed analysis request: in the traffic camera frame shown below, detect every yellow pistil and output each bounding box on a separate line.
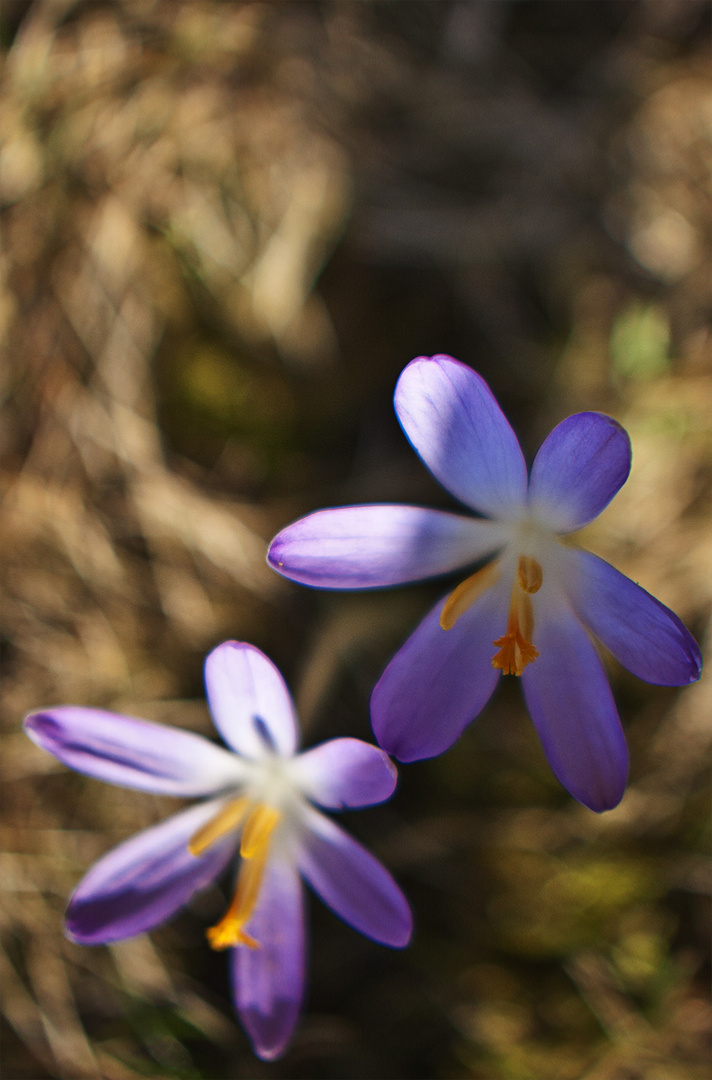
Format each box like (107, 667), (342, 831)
(491, 554), (542, 676)
(187, 796), (251, 857)
(440, 561), (500, 631)
(206, 804), (281, 951)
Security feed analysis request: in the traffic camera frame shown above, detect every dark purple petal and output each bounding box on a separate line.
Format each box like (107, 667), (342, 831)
(232, 857), (305, 1061)
(23, 708), (244, 796)
(268, 505), (507, 588)
(291, 738), (397, 810)
(204, 642), (298, 759)
(394, 356), (528, 519)
(297, 809), (412, 948)
(65, 801), (237, 944)
(528, 412), (631, 532)
(371, 576), (508, 762)
(521, 596), (628, 812)
(564, 549), (702, 685)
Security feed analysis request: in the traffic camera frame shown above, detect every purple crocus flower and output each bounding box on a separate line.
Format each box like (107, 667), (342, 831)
(268, 355), (702, 813)
(23, 641), (412, 1061)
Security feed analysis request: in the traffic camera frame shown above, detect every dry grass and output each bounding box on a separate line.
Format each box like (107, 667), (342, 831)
(1, 2), (710, 1077)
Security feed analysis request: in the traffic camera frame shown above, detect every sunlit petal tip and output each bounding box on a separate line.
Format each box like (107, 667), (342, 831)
(267, 504), (504, 589)
(233, 858), (305, 1061)
(298, 810), (413, 949)
(22, 707), (244, 797)
(521, 600), (630, 813)
(529, 412), (632, 532)
(293, 738), (398, 810)
(266, 531), (300, 576)
(204, 641), (299, 759)
(394, 355), (528, 519)
(585, 769), (628, 814)
(546, 731), (628, 814)
(564, 549), (703, 686)
(64, 801), (237, 944)
(686, 643), (703, 683)
(371, 708), (433, 765)
(252, 1039), (289, 1063)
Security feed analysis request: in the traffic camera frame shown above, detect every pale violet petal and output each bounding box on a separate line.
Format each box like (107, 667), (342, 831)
(297, 808), (412, 948)
(528, 412), (631, 532)
(521, 591), (628, 812)
(394, 356), (528, 519)
(66, 800), (237, 944)
(267, 505), (507, 588)
(23, 708), (245, 796)
(563, 549), (702, 685)
(232, 856), (305, 1061)
(291, 739), (397, 810)
(371, 573), (508, 762)
(204, 642), (298, 759)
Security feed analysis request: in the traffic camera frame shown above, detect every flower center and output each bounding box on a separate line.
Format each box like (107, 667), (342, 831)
(188, 800), (281, 950)
(491, 555), (542, 676)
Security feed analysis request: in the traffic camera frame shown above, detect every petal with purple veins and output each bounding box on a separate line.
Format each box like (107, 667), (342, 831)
(291, 738), (397, 810)
(23, 708), (245, 796)
(268, 504), (507, 589)
(521, 592), (628, 812)
(394, 355), (528, 519)
(232, 856), (305, 1061)
(204, 642), (298, 759)
(371, 573), (508, 762)
(65, 800), (237, 944)
(297, 809), (412, 948)
(528, 412), (631, 533)
(563, 549), (702, 685)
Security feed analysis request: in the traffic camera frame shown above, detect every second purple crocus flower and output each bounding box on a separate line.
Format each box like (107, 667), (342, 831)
(24, 641), (412, 1060)
(268, 355), (702, 813)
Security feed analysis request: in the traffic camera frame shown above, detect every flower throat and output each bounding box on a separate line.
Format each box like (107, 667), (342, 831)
(441, 554), (542, 676)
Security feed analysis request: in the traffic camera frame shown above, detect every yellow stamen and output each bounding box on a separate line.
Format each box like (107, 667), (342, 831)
(440, 561), (500, 631)
(517, 554), (543, 594)
(206, 804), (281, 951)
(240, 804), (281, 858)
(491, 555), (542, 676)
(187, 797), (251, 857)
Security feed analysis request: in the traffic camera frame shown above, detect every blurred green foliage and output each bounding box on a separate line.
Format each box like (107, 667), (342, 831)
(610, 304), (671, 383)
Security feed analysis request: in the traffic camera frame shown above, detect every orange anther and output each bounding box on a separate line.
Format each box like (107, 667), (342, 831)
(491, 561), (541, 676)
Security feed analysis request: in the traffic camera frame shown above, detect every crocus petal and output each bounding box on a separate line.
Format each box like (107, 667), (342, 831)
(233, 856), (305, 1061)
(66, 801), (237, 944)
(371, 574), (509, 762)
(563, 549), (702, 685)
(291, 738), (397, 809)
(521, 594), (628, 812)
(394, 355), (528, 519)
(297, 809), (412, 948)
(268, 505), (508, 589)
(528, 412), (631, 532)
(204, 642), (298, 759)
(23, 708), (245, 796)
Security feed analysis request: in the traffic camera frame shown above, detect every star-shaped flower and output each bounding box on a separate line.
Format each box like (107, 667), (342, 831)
(24, 641), (412, 1060)
(268, 355), (702, 812)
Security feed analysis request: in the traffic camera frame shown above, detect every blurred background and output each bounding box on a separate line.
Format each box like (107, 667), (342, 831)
(1, 2), (710, 1077)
